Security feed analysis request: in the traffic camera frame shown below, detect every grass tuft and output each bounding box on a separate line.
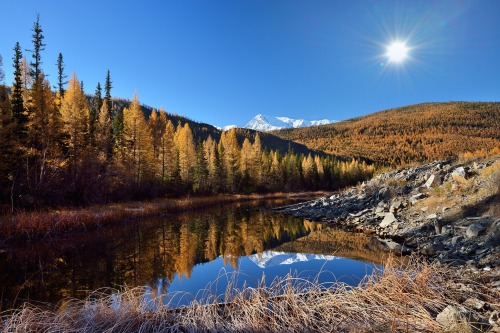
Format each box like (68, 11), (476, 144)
(0, 192), (326, 241)
(1, 256), (496, 332)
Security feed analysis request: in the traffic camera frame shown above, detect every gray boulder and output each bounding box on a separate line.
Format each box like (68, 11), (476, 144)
(410, 193), (426, 205)
(379, 212), (398, 228)
(421, 243), (445, 256)
(466, 223), (486, 239)
(424, 174), (441, 188)
(436, 305), (468, 329)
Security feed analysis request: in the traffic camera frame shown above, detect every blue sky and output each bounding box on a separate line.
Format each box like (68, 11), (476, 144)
(1, 0), (499, 128)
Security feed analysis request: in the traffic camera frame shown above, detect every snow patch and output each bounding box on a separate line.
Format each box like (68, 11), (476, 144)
(244, 114), (337, 131)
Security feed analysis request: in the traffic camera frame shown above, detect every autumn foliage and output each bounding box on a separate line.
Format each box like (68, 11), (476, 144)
(0, 18), (374, 209)
(273, 102), (500, 166)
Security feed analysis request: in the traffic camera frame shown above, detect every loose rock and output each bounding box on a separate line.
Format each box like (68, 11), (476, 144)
(379, 212), (398, 228)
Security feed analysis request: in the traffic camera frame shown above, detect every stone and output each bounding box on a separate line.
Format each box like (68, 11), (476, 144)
(466, 223), (486, 239)
(421, 243), (445, 256)
(378, 187), (390, 200)
(464, 298), (485, 310)
(425, 174), (440, 188)
(379, 212), (398, 228)
(391, 200), (402, 210)
(452, 166), (469, 183)
(441, 225), (453, 235)
(421, 206), (429, 212)
(410, 193), (426, 205)
(489, 311), (500, 329)
(380, 239), (411, 253)
(427, 213), (438, 220)
(436, 305), (467, 329)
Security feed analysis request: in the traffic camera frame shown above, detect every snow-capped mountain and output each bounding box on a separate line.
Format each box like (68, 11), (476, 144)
(248, 251), (338, 269)
(244, 114), (335, 131)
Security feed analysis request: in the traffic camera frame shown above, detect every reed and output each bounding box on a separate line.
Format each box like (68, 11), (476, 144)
(0, 192), (326, 240)
(1, 256), (495, 332)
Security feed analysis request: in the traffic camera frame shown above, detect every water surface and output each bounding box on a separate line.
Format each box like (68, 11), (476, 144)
(0, 198), (383, 310)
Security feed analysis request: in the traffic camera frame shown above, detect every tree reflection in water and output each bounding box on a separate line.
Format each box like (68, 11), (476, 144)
(0, 199), (320, 310)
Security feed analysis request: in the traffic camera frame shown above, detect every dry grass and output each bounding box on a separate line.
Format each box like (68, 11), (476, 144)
(1, 256), (496, 333)
(0, 192), (327, 240)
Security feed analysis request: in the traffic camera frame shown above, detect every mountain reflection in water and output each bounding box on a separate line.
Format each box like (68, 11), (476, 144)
(0, 200), (321, 310)
(0, 199), (387, 311)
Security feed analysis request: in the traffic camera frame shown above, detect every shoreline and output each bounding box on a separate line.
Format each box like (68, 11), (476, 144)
(0, 191), (328, 242)
(273, 156), (500, 329)
(274, 157), (499, 271)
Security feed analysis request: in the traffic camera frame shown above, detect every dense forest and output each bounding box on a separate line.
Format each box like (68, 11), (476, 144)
(0, 16), (375, 210)
(273, 102), (500, 166)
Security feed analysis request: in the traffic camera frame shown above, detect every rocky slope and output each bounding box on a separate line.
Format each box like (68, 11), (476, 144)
(275, 156), (500, 330)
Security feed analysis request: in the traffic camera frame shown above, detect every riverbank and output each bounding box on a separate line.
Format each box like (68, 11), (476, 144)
(0, 192), (328, 241)
(1, 256), (496, 332)
(275, 155), (500, 331)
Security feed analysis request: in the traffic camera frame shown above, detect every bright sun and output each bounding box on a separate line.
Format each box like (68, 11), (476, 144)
(386, 41), (409, 63)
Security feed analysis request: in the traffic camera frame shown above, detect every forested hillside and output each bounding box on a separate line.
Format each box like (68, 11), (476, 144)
(0, 16), (375, 209)
(107, 99), (319, 157)
(272, 102), (500, 166)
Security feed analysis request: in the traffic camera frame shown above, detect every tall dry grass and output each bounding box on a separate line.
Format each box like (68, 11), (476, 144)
(1, 256), (495, 332)
(0, 192), (326, 240)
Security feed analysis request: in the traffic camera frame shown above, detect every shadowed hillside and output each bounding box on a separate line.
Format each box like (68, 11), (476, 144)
(111, 98), (320, 156)
(272, 102), (500, 165)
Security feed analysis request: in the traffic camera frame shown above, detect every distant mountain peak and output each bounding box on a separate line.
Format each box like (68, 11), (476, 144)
(243, 114), (336, 131)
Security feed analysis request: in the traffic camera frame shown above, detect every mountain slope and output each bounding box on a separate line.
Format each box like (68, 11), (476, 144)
(272, 102), (500, 165)
(245, 114), (335, 131)
(111, 98), (325, 157)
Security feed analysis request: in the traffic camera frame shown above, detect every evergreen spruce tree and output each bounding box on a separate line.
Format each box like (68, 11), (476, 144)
(112, 107), (124, 156)
(27, 14), (45, 87)
(104, 69), (112, 115)
(11, 42), (27, 135)
(55, 53), (67, 97)
(89, 82), (103, 148)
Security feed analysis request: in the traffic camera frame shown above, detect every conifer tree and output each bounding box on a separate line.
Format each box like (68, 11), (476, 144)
(89, 82), (103, 148)
(175, 123), (196, 186)
(160, 118), (175, 185)
(60, 73), (90, 180)
(240, 138), (252, 190)
(203, 135), (217, 190)
(193, 137), (209, 193)
(220, 128), (240, 192)
(26, 75), (64, 202)
(112, 108), (124, 154)
(27, 15), (45, 87)
(55, 53), (67, 97)
(123, 95), (154, 188)
(250, 133), (263, 184)
(11, 42), (27, 135)
(148, 108), (166, 159)
(97, 101), (113, 160)
(0, 58), (17, 205)
(104, 69), (112, 115)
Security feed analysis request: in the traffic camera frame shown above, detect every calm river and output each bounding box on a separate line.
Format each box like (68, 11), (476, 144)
(0, 198), (386, 311)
